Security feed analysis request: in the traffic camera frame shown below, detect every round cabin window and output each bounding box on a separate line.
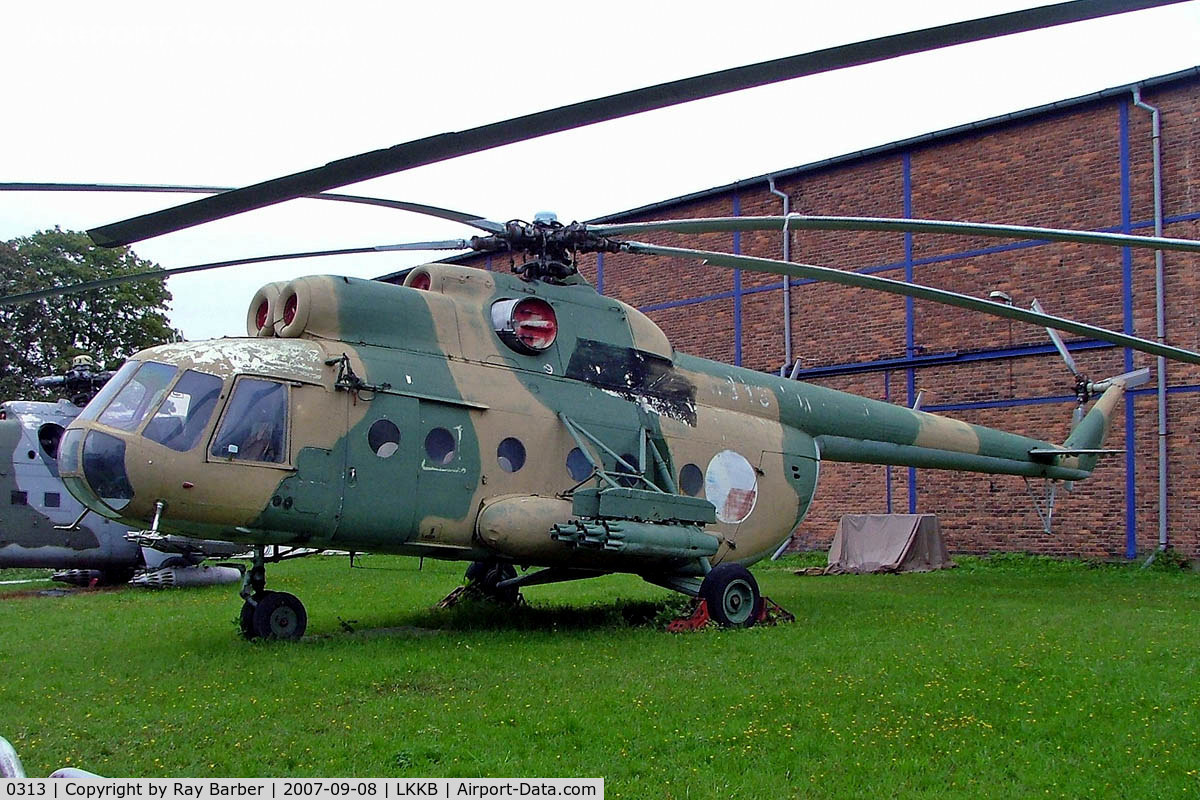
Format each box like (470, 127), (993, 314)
(705, 450), (758, 524)
(424, 428), (457, 465)
(497, 437), (526, 473)
(566, 447), (592, 481)
(368, 419), (401, 458)
(679, 463), (703, 496)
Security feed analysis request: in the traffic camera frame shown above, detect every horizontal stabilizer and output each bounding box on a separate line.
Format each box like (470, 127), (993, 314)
(1095, 367), (1151, 391)
(1029, 448), (1124, 457)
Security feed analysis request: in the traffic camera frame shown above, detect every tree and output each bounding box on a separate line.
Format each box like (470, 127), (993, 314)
(0, 228), (181, 402)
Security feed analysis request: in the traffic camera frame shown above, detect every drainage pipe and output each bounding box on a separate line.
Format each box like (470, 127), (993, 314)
(1132, 86), (1168, 551)
(768, 176), (793, 369)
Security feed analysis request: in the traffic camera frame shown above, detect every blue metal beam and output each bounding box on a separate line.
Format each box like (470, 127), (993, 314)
(733, 192), (742, 367)
(1120, 101), (1138, 559)
(884, 370), (893, 514)
(904, 154), (918, 514)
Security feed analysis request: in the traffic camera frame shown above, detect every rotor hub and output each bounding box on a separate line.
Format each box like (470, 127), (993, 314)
(1075, 373), (1092, 405)
(469, 220), (622, 283)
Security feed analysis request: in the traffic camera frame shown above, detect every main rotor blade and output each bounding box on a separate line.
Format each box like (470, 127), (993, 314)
(623, 241), (1200, 366)
(1, 182), (233, 195)
(86, 0), (1181, 247)
(0, 240), (470, 306)
(0, 182), (503, 233)
(591, 215), (1200, 254)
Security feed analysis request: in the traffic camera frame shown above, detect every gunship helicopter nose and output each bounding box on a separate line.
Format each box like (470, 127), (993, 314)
(57, 426), (135, 519)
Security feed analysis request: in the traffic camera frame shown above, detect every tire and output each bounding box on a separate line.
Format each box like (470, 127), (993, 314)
(464, 561), (519, 604)
(251, 591), (308, 640)
(464, 561), (491, 584)
(240, 598), (259, 639)
(700, 563), (761, 628)
(486, 563), (520, 605)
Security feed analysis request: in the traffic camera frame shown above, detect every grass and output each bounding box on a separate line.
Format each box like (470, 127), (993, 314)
(0, 567), (54, 584)
(1, 554), (1199, 798)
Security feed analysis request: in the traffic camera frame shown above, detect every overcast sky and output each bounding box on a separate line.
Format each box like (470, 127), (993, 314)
(2, 0), (1197, 341)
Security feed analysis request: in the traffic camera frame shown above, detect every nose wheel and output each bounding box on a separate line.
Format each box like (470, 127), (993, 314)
(241, 591), (307, 640)
(239, 548), (308, 640)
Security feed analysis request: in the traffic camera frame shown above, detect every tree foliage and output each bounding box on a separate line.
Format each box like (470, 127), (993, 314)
(0, 228), (181, 402)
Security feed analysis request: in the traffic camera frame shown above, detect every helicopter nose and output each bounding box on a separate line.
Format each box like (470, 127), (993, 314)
(58, 427), (135, 517)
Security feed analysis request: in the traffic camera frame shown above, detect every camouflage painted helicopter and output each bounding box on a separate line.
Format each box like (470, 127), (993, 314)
(0, 392), (146, 586)
(0, 359), (243, 587)
(5, 0), (1200, 638)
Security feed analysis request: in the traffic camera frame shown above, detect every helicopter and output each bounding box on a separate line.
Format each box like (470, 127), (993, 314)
(6, 0), (1200, 638)
(0, 358), (243, 587)
(0, 393), (147, 586)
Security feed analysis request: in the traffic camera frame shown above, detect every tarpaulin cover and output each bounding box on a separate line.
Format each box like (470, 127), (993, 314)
(825, 514), (954, 574)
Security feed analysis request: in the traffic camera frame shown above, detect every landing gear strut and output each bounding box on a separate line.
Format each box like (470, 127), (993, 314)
(438, 560), (523, 607)
(239, 546), (308, 640)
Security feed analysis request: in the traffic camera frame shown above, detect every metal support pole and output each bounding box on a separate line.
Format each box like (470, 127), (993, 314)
(768, 176), (793, 369)
(1132, 86), (1168, 551)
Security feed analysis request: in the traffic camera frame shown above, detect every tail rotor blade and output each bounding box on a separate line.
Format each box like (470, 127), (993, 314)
(1031, 298), (1081, 376)
(1072, 405), (1085, 428)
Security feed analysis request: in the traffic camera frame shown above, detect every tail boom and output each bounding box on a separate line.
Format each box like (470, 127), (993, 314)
(789, 370), (1148, 483)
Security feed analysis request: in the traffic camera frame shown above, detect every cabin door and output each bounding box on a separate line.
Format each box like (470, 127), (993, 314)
(411, 400), (480, 545)
(334, 394), (420, 547)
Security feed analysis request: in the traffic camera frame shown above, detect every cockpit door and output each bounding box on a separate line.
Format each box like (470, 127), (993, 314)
(249, 381), (346, 544)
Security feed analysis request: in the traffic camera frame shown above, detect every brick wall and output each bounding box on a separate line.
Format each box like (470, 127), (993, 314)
(446, 75), (1200, 560)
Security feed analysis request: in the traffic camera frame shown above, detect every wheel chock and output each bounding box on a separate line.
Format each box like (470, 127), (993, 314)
(667, 598), (712, 632)
(754, 596), (795, 625)
(667, 595), (794, 632)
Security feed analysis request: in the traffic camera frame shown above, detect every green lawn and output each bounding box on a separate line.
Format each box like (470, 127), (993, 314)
(1, 554), (1198, 798)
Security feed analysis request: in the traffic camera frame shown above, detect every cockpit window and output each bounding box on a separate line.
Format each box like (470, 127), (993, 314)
(209, 378), (288, 464)
(78, 360), (140, 422)
(97, 361), (178, 432)
(144, 370), (224, 452)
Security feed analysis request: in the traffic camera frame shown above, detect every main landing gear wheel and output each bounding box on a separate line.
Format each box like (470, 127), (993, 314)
(437, 561), (525, 609)
(465, 560), (521, 604)
(241, 591), (308, 640)
(700, 563), (762, 628)
(438, 560), (522, 607)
